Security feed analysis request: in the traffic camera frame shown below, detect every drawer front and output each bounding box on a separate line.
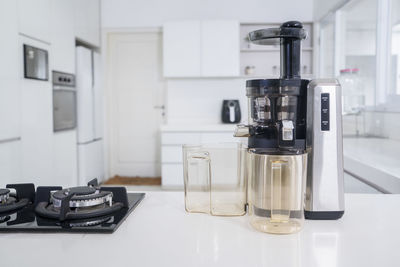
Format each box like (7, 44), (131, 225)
(161, 132), (201, 145)
(201, 132), (236, 143)
(162, 163), (184, 186)
(162, 145), (183, 163)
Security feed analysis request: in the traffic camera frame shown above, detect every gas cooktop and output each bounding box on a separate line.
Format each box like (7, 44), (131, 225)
(0, 179), (145, 233)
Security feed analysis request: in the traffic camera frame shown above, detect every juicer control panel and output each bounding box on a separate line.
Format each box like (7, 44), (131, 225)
(321, 93), (330, 131)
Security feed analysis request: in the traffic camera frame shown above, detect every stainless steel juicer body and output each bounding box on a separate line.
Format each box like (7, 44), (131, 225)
(304, 79), (345, 219)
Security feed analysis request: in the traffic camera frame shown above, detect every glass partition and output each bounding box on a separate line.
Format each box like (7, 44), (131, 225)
(319, 15), (336, 78)
(339, 0), (377, 109)
(318, 0), (400, 194)
(390, 0), (400, 97)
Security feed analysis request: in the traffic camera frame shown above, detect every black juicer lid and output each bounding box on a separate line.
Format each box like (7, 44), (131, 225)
(248, 21), (307, 45)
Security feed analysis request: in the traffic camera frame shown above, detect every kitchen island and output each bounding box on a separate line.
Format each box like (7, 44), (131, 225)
(344, 137), (400, 193)
(1, 192), (399, 267)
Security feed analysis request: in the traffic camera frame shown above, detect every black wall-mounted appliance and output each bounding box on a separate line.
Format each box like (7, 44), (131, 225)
(221, 100), (241, 123)
(23, 44), (48, 81)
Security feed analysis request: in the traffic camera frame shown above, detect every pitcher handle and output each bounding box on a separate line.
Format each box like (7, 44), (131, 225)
(271, 160), (290, 222)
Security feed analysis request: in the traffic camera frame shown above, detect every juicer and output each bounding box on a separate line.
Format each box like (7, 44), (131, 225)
(235, 21), (344, 233)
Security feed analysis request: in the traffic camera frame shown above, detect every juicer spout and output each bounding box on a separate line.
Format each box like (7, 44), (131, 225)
(234, 124), (250, 137)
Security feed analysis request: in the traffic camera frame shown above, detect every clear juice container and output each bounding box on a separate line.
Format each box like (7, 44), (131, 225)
(247, 149), (307, 234)
(183, 143), (247, 216)
(182, 145), (210, 214)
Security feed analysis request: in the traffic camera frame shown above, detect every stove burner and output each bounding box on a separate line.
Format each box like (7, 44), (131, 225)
(0, 189), (10, 204)
(35, 182), (128, 221)
(0, 184), (35, 214)
(51, 186), (113, 208)
(0, 215), (11, 224)
(62, 216), (111, 228)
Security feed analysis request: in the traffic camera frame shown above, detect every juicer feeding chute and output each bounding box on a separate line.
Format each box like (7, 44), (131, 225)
(248, 21), (307, 80)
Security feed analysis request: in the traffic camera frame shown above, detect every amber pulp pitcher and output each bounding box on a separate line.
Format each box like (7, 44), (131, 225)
(247, 149), (307, 234)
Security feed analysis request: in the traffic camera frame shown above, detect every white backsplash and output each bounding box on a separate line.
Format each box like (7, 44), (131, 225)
(166, 78), (249, 124)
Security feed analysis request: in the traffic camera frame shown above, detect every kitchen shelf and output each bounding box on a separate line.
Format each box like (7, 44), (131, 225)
(240, 48), (279, 52)
(239, 74), (315, 79)
(241, 47), (313, 52)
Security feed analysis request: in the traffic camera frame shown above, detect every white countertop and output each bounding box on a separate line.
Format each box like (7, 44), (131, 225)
(343, 137), (400, 193)
(1, 191), (400, 267)
(160, 123), (236, 132)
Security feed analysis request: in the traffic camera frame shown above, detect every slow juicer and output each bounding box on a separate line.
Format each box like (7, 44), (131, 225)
(235, 21), (344, 234)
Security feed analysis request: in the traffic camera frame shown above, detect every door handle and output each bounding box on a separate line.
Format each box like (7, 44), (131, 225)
(153, 105), (165, 110)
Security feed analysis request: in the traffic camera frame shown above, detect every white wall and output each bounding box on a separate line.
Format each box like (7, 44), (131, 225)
(101, 0), (314, 28)
(166, 78), (248, 124)
(313, 0), (348, 21)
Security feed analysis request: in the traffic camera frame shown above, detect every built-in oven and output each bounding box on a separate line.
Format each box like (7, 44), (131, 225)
(52, 71), (77, 132)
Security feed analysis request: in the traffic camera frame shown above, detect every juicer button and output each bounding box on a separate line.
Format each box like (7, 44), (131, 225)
(321, 93), (330, 131)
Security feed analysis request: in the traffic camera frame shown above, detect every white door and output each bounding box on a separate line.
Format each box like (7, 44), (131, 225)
(107, 32), (164, 177)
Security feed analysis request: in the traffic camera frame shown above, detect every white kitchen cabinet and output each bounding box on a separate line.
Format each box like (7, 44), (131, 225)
(19, 36), (54, 185)
(76, 46), (95, 143)
(0, 0), (19, 79)
(200, 132), (236, 143)
(163, 21), (201, 77)
(161, 132), (201, 145)
(73, 0), (101, 47)
(53, 131), (78, 187)
(93, 51), (103, 139)
(161, 146), (183, 163)
(0, 0), (20, 141)
(162, 164), (184, 187)
(17, 0), (51, 43)
(0, 141), (22, 184)
(201, 20), (239, 77)
(78, 140), (104, 185)
(163, 20), (239, 77)
(51, 0), (75, 73)
(0, 79), (20, 141)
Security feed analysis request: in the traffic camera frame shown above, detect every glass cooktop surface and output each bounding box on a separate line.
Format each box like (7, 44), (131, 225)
(0, 193), (145, 233)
